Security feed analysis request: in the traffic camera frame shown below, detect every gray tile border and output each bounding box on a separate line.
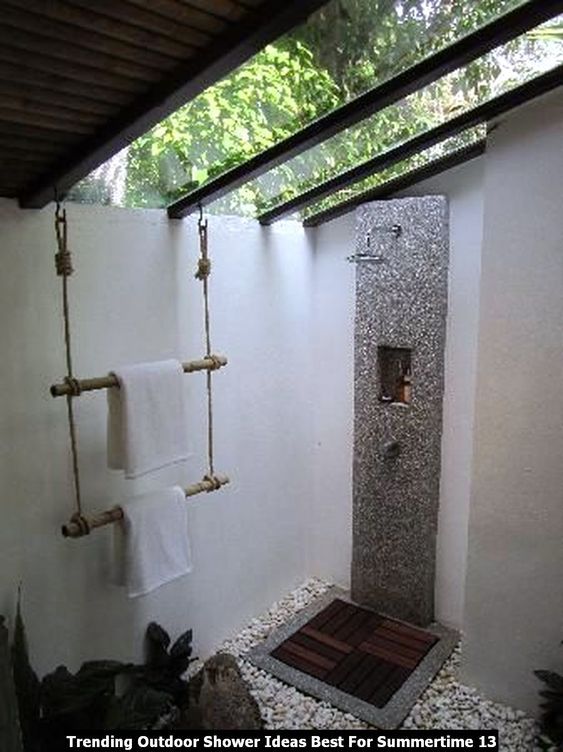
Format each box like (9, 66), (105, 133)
(245, 586), (459, 729)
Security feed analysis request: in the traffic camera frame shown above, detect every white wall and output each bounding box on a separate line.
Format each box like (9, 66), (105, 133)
(309, 214), (356, 587)
(5, 88), (559, 709)
(0, 158), (484, 681)
(461, 90), (563, 712)
(307, 92), (563, 712)
(0, 204), (314, 676)
(307, 160), (485, 635)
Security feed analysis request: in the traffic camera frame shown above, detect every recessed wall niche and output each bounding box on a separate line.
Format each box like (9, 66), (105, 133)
(378, 346), (412, 405)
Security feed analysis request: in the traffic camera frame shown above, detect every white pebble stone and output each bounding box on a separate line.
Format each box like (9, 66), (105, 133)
(214, 579), (539, 749)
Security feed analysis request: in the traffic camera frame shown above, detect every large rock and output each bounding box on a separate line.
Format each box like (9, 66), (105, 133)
(177, 654), (263, 730)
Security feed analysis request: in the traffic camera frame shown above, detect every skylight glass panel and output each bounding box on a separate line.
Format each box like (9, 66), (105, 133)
(302, 126), (486, 222)
(208, 18), (563, 218)
(68, 0), (527, 209)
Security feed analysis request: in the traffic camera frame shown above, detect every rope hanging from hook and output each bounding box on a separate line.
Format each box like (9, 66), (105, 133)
(53, 200), (225, 541)
(54, 196), (89, 532)
(195, 206), (220, 488)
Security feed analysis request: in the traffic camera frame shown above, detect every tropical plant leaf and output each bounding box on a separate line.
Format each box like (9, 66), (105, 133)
(7, 615), (194, 736)
(147, 622), (170, 649)
(11, 589), (40, 752)
(536, 660), (563, 745)
(40, 662), (137, 739)
(0, 616), (24, 752)
(539, 690), (563, 705)
(168, 656), (194, 681)
(170, 629), (193, 661)
(41, 665), (116, 719)
(168, 629), (194, 678)
(77, 661), (137, 679)
(536, 671), (563, 692)
(146, 623), (171, 668)
(105, 684), (172, 730)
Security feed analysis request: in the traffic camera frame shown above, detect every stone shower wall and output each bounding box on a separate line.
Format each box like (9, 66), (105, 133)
(351, 197), (449, 626)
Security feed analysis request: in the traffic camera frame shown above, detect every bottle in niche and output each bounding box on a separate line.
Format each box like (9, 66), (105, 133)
(378, 346), (412, 404)
(394, 361), (403, 403)
(397, 362), (412, 404)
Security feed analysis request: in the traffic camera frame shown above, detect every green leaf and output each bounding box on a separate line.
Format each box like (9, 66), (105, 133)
(11, 589), (40, 752)
(105, 684), (173, 730)
(536, 671), (563, 692)
(0, 615), (24, 752)
(41, 660), (133, 721)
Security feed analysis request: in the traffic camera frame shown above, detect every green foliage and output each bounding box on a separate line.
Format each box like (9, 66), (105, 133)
(123, 0), (512, 211)
(0, 615), (23, 752)
(37, 622), (195, 736)
(294, 0), (520, 101)
(125, 38), (338, 208)
(535, 658), (563, 748)
(41, 662), (135, 727)
(71, 0), (562, 216)
(6, 613), (196, 748)
(11, 589), (40, 752)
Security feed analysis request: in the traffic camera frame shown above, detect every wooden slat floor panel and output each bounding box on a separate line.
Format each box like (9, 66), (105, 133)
(270, 599), (438, 709)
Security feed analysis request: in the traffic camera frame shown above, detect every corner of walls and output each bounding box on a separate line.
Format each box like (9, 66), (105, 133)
(304, 168), (486, 618)
(461, 89), (563, 713)
(309, 214), (356, 588)
(396, 159), (485, 631)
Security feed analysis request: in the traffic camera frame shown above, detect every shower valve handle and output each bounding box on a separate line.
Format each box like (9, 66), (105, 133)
(383, 440), (401, 460)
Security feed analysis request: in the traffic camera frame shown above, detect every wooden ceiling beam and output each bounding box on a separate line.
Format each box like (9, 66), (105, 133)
(0, 46), (145, 93)
(124, 0), (230, 35)
(19, 0), (329, 209)
(2, 0), (194, 58)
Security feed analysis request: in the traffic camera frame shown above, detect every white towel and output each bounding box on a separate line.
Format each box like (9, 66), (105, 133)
(107, 359), (190, 479)
(114, 486), (192, 598)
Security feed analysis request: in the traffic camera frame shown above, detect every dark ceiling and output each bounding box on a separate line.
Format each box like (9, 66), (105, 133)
(0, 0), (327, 207)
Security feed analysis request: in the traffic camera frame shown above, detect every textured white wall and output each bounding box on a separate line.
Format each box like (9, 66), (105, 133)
(462, 89), (563, 713)
(0, 204), (314, 676)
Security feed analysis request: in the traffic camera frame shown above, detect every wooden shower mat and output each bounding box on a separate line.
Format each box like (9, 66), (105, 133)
(270, 598), (438, 709)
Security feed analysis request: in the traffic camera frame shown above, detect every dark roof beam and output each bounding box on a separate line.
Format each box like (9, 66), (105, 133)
(18, 0), (330, 209)
(167, 0), (563, 218)
(258, 64), (563, 224)
(302, 141), (487, 228)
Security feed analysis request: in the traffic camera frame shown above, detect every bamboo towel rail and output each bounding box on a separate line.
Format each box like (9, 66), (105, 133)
(50, 355), (228, 397)
(61, 474), (230, 538)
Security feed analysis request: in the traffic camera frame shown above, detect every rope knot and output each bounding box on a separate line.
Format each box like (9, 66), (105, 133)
(206, 354), (223, 371)
(195, 257), (211, 281)
(203, 474), (222, 492)
(64, 376), (82, 397)
(70, 512), (90, 536)
(55, 250), (74, 277)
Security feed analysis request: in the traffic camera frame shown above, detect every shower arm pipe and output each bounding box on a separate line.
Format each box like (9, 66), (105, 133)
(347, 223), (402, 262)
(367, 224), (402, 238)
(49, 355), (228, 397)
(347, 254), (385, 264)
(61, 474), (230, 538)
